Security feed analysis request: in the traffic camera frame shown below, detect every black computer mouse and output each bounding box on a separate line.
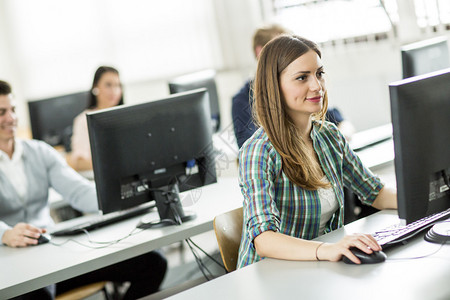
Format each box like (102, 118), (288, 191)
(342, 247), (387, 264)
(36, 234), (50, 245)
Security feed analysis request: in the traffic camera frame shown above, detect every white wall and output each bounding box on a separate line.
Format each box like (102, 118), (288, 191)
(321, 40), (402, 131)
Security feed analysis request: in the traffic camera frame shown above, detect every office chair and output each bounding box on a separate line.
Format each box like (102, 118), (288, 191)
(55, 281), (110, 300)
(213, 207), (243, 272)
(343, 187), (379, 225)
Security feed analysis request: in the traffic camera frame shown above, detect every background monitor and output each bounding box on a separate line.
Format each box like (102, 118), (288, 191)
(401, 36), (450, 79)
(87, 88), (217, 224)
(168, 69), (221, 133)
(389, 68), (450, 225)
(28, 91), (90, 150)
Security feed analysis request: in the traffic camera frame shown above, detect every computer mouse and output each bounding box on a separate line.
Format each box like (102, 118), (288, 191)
(36, 234), (51, 245)
(342, 247), (386, 264)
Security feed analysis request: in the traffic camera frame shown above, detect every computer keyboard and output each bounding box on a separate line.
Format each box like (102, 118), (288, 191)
(50, 203), (155, 236)
(373, 208), (450, 247)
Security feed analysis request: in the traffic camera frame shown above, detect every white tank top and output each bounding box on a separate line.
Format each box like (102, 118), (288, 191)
(318, 176), (339, 235)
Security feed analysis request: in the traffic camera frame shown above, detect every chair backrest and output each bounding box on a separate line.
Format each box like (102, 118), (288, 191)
(213, 207), (243, 272)
(55, 281), (108, 300)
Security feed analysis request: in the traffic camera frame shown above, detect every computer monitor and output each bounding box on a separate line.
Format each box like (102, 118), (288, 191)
(401, 36), (450, 79)
(87, 88), (217, 224)
(168, 69), (221, 133)
(389, 68), (450, 226)
(28, 91), (90, 150)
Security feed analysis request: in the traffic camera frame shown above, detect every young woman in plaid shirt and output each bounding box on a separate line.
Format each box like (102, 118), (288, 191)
(237, 35), (397, 268)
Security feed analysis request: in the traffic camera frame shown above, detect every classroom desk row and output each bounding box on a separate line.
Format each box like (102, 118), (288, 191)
(167, 210), (450, 300)
(351, 123), (394, 170)
(2, 124), (396, 298)
(0, 177), (242, 299)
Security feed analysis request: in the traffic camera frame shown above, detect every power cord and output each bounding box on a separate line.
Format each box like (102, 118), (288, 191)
(386, 237), (448, 261)
(185, 238), (214, 281)
(49, 227), (143, 249)
(168, 202), (226, 280)
(50, 190), (226, 279)
(186, 238), (226, 271)
(169, 205), (212, 280)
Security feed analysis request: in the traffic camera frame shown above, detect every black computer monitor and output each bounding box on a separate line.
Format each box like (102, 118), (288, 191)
(389, 68), (450, 226)
(168, 69), (221, 133)
(28, 91), (90, 150)
(87, 88), (217, 224)
(401, 36), (450, 79)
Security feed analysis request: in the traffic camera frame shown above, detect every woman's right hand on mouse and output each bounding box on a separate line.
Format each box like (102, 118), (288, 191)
(316, 233), (381, 263)
(1, 222), (46, 247)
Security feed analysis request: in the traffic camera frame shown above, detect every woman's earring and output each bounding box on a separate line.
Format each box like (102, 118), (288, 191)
(92, 87), (99, 96)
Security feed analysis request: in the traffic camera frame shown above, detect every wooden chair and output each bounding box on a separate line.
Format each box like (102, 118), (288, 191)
(55, 281), (110, 300)
(213, 207), (243, 272)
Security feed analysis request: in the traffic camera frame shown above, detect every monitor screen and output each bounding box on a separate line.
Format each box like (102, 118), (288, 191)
(401, 36), (450, 79)
(168, 69), (221, 133)
(87, 88), (217, 224)
(389, 68), (450, 225)
(28, 91), (90, 150)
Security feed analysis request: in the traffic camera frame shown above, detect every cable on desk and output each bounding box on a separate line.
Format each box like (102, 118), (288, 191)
(386, 240), (447, 261)
(48, 227), (143, 249)
(170, 202), (183, 226)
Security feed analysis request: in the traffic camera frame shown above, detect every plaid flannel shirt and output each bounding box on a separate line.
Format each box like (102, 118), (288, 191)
(237, 121), (384, 268)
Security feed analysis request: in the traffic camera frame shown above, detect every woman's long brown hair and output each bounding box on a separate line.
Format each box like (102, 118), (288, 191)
(253, 35), (329, 190)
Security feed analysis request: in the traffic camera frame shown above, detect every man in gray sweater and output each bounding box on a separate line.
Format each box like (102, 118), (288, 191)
(0, 80), (167, 300)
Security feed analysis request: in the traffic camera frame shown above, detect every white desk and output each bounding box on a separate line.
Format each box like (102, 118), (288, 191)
(351, 123), (395, 170)
(355, 138), (394, 170)
(167, 210), (450, 300)
(0, 177), (243, 299)
(349, 123), (392, 151)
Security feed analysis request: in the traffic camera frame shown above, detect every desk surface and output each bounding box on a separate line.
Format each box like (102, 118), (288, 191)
(168, 210), (450, 300)
(0, 177), (242, 299)
(351, 123), (394, 170)
(354, 138), (394, 170)
(349, 123), (392, 151)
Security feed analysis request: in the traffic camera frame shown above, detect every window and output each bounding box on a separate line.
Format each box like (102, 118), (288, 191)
(414, 0), (450, 28)
(270, 0), (398, 43)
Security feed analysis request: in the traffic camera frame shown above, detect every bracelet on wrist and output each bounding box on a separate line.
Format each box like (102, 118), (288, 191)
(315, 242), (324, 261)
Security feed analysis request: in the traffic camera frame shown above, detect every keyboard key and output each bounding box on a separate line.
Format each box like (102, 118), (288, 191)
(373, 208), (450, 246)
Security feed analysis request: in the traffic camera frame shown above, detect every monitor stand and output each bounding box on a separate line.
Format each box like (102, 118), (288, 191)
(424, 220), (450, 244)
(152, 183), (197, 226)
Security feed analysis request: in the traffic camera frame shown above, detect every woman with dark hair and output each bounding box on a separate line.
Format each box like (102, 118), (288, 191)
(69, 66), (123, 171)
(237, 35), (397, 268)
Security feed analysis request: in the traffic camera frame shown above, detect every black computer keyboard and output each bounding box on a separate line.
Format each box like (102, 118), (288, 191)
(373, 208), (450, 247)
(50, 203), (155, 236)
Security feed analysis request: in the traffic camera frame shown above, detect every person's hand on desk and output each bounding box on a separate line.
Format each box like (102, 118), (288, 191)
(254, 231), (382, 265)
(2, 223), (47, 247)
(316, 234), (382, 264)
(316, 185), (396, 264)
